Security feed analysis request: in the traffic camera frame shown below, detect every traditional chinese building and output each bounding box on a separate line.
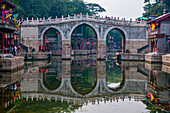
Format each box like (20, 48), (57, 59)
(0, 0), (17, 54)
(147, 13), (170, 54)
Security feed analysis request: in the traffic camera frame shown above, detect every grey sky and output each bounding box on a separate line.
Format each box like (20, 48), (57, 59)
(84, 0), (145, 20)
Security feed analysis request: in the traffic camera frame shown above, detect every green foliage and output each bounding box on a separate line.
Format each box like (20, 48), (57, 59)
(143, 2), (164, 17)
(106, 61), (122, 83)
(13, 99), (82, 113)
(106, 30), (122, 45)
(86, 3), (106, 14)
(143, 0), (170, 17)
(15, 0), (105, 19)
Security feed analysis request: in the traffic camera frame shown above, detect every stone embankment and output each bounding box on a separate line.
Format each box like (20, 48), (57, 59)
(0, 54), (24, 72)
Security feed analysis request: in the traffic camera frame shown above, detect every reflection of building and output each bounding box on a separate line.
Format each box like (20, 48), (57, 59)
(144, 63), (170, 112)
(0, 81), (21, 113)
(0, 0), (17, 54)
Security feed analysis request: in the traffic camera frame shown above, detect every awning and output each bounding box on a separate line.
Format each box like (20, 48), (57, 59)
(138, 17), (148, 21)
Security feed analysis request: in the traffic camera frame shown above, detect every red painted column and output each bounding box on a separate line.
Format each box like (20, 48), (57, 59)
(2, 33), (4, 54)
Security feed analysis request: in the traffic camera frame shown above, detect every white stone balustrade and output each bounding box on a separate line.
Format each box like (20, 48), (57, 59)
(22, 13), (147, 26)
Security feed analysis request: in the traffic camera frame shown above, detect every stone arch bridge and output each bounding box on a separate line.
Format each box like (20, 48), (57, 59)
(21, 14), (147, 59)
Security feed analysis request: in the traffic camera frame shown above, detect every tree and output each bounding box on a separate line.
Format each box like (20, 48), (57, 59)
(143, 0), (170, 17)
(15, 0), (104, 19)
(86, 3), (106, 14)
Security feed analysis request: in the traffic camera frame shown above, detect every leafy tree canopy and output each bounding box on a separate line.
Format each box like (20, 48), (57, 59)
(143, 0), (170, 17)
(14, 0), (106, 19)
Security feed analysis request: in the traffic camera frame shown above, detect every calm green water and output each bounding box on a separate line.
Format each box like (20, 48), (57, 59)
(0, 57), (169, 113)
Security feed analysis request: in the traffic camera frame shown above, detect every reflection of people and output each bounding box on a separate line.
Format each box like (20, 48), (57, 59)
(9, 45), (12, 54)
(39, 45), (42, 52)
(42, 46), (44, 52)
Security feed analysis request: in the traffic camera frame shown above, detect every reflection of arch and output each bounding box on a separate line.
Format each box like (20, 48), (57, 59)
(40, 26), (65, 46)
(104, 27), (128, 53)
(107, 67), (125, 91)
(39, 66), (128, 97)
(71, 59), (97, 95)
(71, 76), (97, 95)
(42, 74), (61, 91)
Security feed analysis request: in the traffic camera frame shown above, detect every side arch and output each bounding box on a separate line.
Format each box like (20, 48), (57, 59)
(104, 26), (128, 53)
(40, 26), (65, 41)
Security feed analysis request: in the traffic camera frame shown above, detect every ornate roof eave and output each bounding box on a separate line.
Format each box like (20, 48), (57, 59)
(147, 13), (170, 24)
(0, 0), (16, 8)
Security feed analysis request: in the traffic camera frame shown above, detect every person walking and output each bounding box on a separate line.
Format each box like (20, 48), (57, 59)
(17, 45), (21, 56)
(13, 45), (17, 57)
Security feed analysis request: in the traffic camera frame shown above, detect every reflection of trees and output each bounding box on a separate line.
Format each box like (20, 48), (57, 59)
(43, 75), (61, 90)
(71, 60), (97, 95)
(106, 61), (122, 83)
(13, 99), (82, 113)
(42, 59), (62, 90)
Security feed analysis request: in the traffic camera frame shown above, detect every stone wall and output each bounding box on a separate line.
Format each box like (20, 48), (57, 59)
(145, 53), (162, 63)
(121, 53), (145, 61)
(22, 40), (42, 52)
(126, 39), (148, 53)
(160, 22), (170, 34)
(162, 64), (170, 74)
(162, 54), (170, 65)
(97, 41), (106, 59)
(97, 61), (106, 78)
(157, 37), (167, 54)
(21, 26), (41, 52)
(26, 52), (51, 60)
(0, 54), (24, 72)
(62, 41), (71, 59)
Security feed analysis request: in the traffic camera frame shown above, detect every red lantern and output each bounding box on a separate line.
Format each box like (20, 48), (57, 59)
(45, 40), (49, 44)
(13, 35), (16, 40)
(16, 36), (19, 40)
(4, 34), (7, 38)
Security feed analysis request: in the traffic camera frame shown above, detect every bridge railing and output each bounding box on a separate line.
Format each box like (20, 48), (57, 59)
(22, 13), (147, 26)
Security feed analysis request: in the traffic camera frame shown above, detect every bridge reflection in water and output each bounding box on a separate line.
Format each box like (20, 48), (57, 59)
(0, 56), (169, 112)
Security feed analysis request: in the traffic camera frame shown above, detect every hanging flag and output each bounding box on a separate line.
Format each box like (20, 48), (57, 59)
(5, 14), (12, 19)
(9, 8), (12, 12)
(150, 93), (154, 101)
(1, 11), (10, 16)
(17, 22), (21, 27)
(1, 4), (5, 10)
(151, 23), (156, 32)
(13, 14), (18, 21)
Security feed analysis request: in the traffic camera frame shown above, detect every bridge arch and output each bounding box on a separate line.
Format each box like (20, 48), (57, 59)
(40, 26), (65, 54)
(68, 22), (100, 40)
(40, 26), (65, 41)
(104, 26), (128, 53)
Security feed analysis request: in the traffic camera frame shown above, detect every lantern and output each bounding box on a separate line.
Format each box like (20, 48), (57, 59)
(13, 35), (16, 40)
(16, 36), (19, 40)
(1, 4), (5, 10)
(4, 33), (7, 38)
(45, 39), (49, 44)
